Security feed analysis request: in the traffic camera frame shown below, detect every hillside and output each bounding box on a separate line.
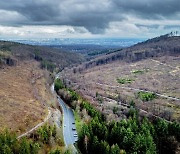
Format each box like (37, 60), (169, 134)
(60, 34), (180, 122)
(0, 61), (48, 134)
(83, 34), (180, 69)
(0, 40), (84, 135)
(0, 41), (84, 70)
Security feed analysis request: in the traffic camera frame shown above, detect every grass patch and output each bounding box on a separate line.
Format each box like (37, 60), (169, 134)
(137, 91), (156, 101)
(132, 69), (144, 74)
(74, 110), (84, 134)
(117, 78), (134, 84)
(131, 69), (149, 75)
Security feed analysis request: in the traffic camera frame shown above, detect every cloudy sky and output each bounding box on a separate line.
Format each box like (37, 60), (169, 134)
(0, 0), (180, 39)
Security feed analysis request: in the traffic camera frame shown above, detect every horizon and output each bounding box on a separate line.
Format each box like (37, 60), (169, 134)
(0, 37), (146, 48)
(0, 0), (180, 39)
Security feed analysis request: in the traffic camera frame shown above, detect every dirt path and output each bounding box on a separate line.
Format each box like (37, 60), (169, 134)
(17, 108), (51, 139)
(96, 82), (180, 101)
(151, 59), (180, 76)
(151, 59), (178, 69)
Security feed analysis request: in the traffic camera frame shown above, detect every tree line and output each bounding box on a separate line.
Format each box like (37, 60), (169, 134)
(0, 130), (39, 154)
(54, 78), (180, 154)
(34, 50), (56, 72)
(78, 102), (180, 154)
(0, 123), (68, 153)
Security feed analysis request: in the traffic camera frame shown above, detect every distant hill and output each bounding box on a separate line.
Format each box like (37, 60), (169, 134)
(84, 33), (180, 68)
(0, 41), (84, 70)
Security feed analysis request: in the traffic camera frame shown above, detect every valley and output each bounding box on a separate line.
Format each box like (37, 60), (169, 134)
(1, 0), (180, 153)
(0, 34), (180, 153)
(0, 40), (81, 153)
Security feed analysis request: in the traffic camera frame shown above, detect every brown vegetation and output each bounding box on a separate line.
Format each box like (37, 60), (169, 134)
(0, 41), (85, 70)
(0, 60), (55, 135)
(0, 39), (84, 135)
(81, 35), (180, 70)
(60, 55), (180, 122)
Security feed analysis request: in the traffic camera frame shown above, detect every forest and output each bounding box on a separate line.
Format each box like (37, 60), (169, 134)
(55, 78), (180, 154)
(78, 101), (180, 154)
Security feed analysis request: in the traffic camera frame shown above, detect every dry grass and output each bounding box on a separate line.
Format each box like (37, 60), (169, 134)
(61, 56), (180, 121)
(0, 60), (54, 135)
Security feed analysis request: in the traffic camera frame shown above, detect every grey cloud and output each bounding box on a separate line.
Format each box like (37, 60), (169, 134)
(113, 0), (180, 19)
(0, 0), (116, 33)
(0, 0), (179, 34)
(73, 27), (88, 33)
(164, 25), (180, 29)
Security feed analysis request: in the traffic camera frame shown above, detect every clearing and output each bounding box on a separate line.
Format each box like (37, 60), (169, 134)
(0, 60), (55, 135)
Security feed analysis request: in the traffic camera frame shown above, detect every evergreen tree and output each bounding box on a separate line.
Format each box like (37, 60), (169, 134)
(91, 136), (99, 153)
(49, 149), (61, 154)
(19, 138), (30, 154)
(110, 144), (120, 154)
(1, 144), (12, 154)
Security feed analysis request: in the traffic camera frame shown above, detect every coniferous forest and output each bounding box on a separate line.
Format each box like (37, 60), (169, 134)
(77, 102), (180, 154)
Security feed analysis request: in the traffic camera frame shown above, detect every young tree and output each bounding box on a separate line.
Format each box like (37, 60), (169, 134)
(19, 138), (30, 154)
(110, 144), (120, 154)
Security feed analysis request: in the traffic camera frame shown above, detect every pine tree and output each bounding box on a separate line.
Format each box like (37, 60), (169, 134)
(110, 144), (120, 154)
(91, 136), (99, 153)
(19, 138), (30, 154)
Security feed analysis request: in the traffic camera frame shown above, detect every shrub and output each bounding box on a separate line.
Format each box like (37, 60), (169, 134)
(113, 106), (118, 114)
(132, 69), (144, 74)
(54, 78), (64, 91)
(137, 91), (156, 101)
(34, 50), (43, 61)
(49, 148), (62, 154)
(117, 78), (134, 84)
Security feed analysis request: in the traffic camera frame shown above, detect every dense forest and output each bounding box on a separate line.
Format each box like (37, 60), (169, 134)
(0, 130), (39, 154)
(78, 102), (180, 154)
(0, 123), (72, 153)
(54, 78), (180, 154)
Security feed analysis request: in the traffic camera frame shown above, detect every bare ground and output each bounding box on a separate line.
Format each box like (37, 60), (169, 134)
(0, 60), (55, 135)
(60, 56), (180, 121)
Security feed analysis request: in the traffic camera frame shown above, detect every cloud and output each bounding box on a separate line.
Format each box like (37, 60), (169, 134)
(0, 25), (93, 39)
(0, 9), (27, 26)
(0, 0), (117, 33)
(112, 0), (180, 19)
(0, 0), (179, 37)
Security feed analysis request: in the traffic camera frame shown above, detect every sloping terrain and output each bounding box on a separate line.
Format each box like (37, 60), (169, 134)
(0, 61), (51, 134)
(0, 41), (84, 69)
(0, 40), (83, 135)
(83, 34), (180, 69)
(60, 35), (180, 122)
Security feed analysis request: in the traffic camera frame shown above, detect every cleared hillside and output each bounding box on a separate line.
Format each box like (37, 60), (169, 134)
(60, 35), (180, 122)
(0, 61), (50, 134)
(0, 40), (84, 135)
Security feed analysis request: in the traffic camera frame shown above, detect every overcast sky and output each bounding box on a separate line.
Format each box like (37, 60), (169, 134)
(0, 0), (180, 39)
